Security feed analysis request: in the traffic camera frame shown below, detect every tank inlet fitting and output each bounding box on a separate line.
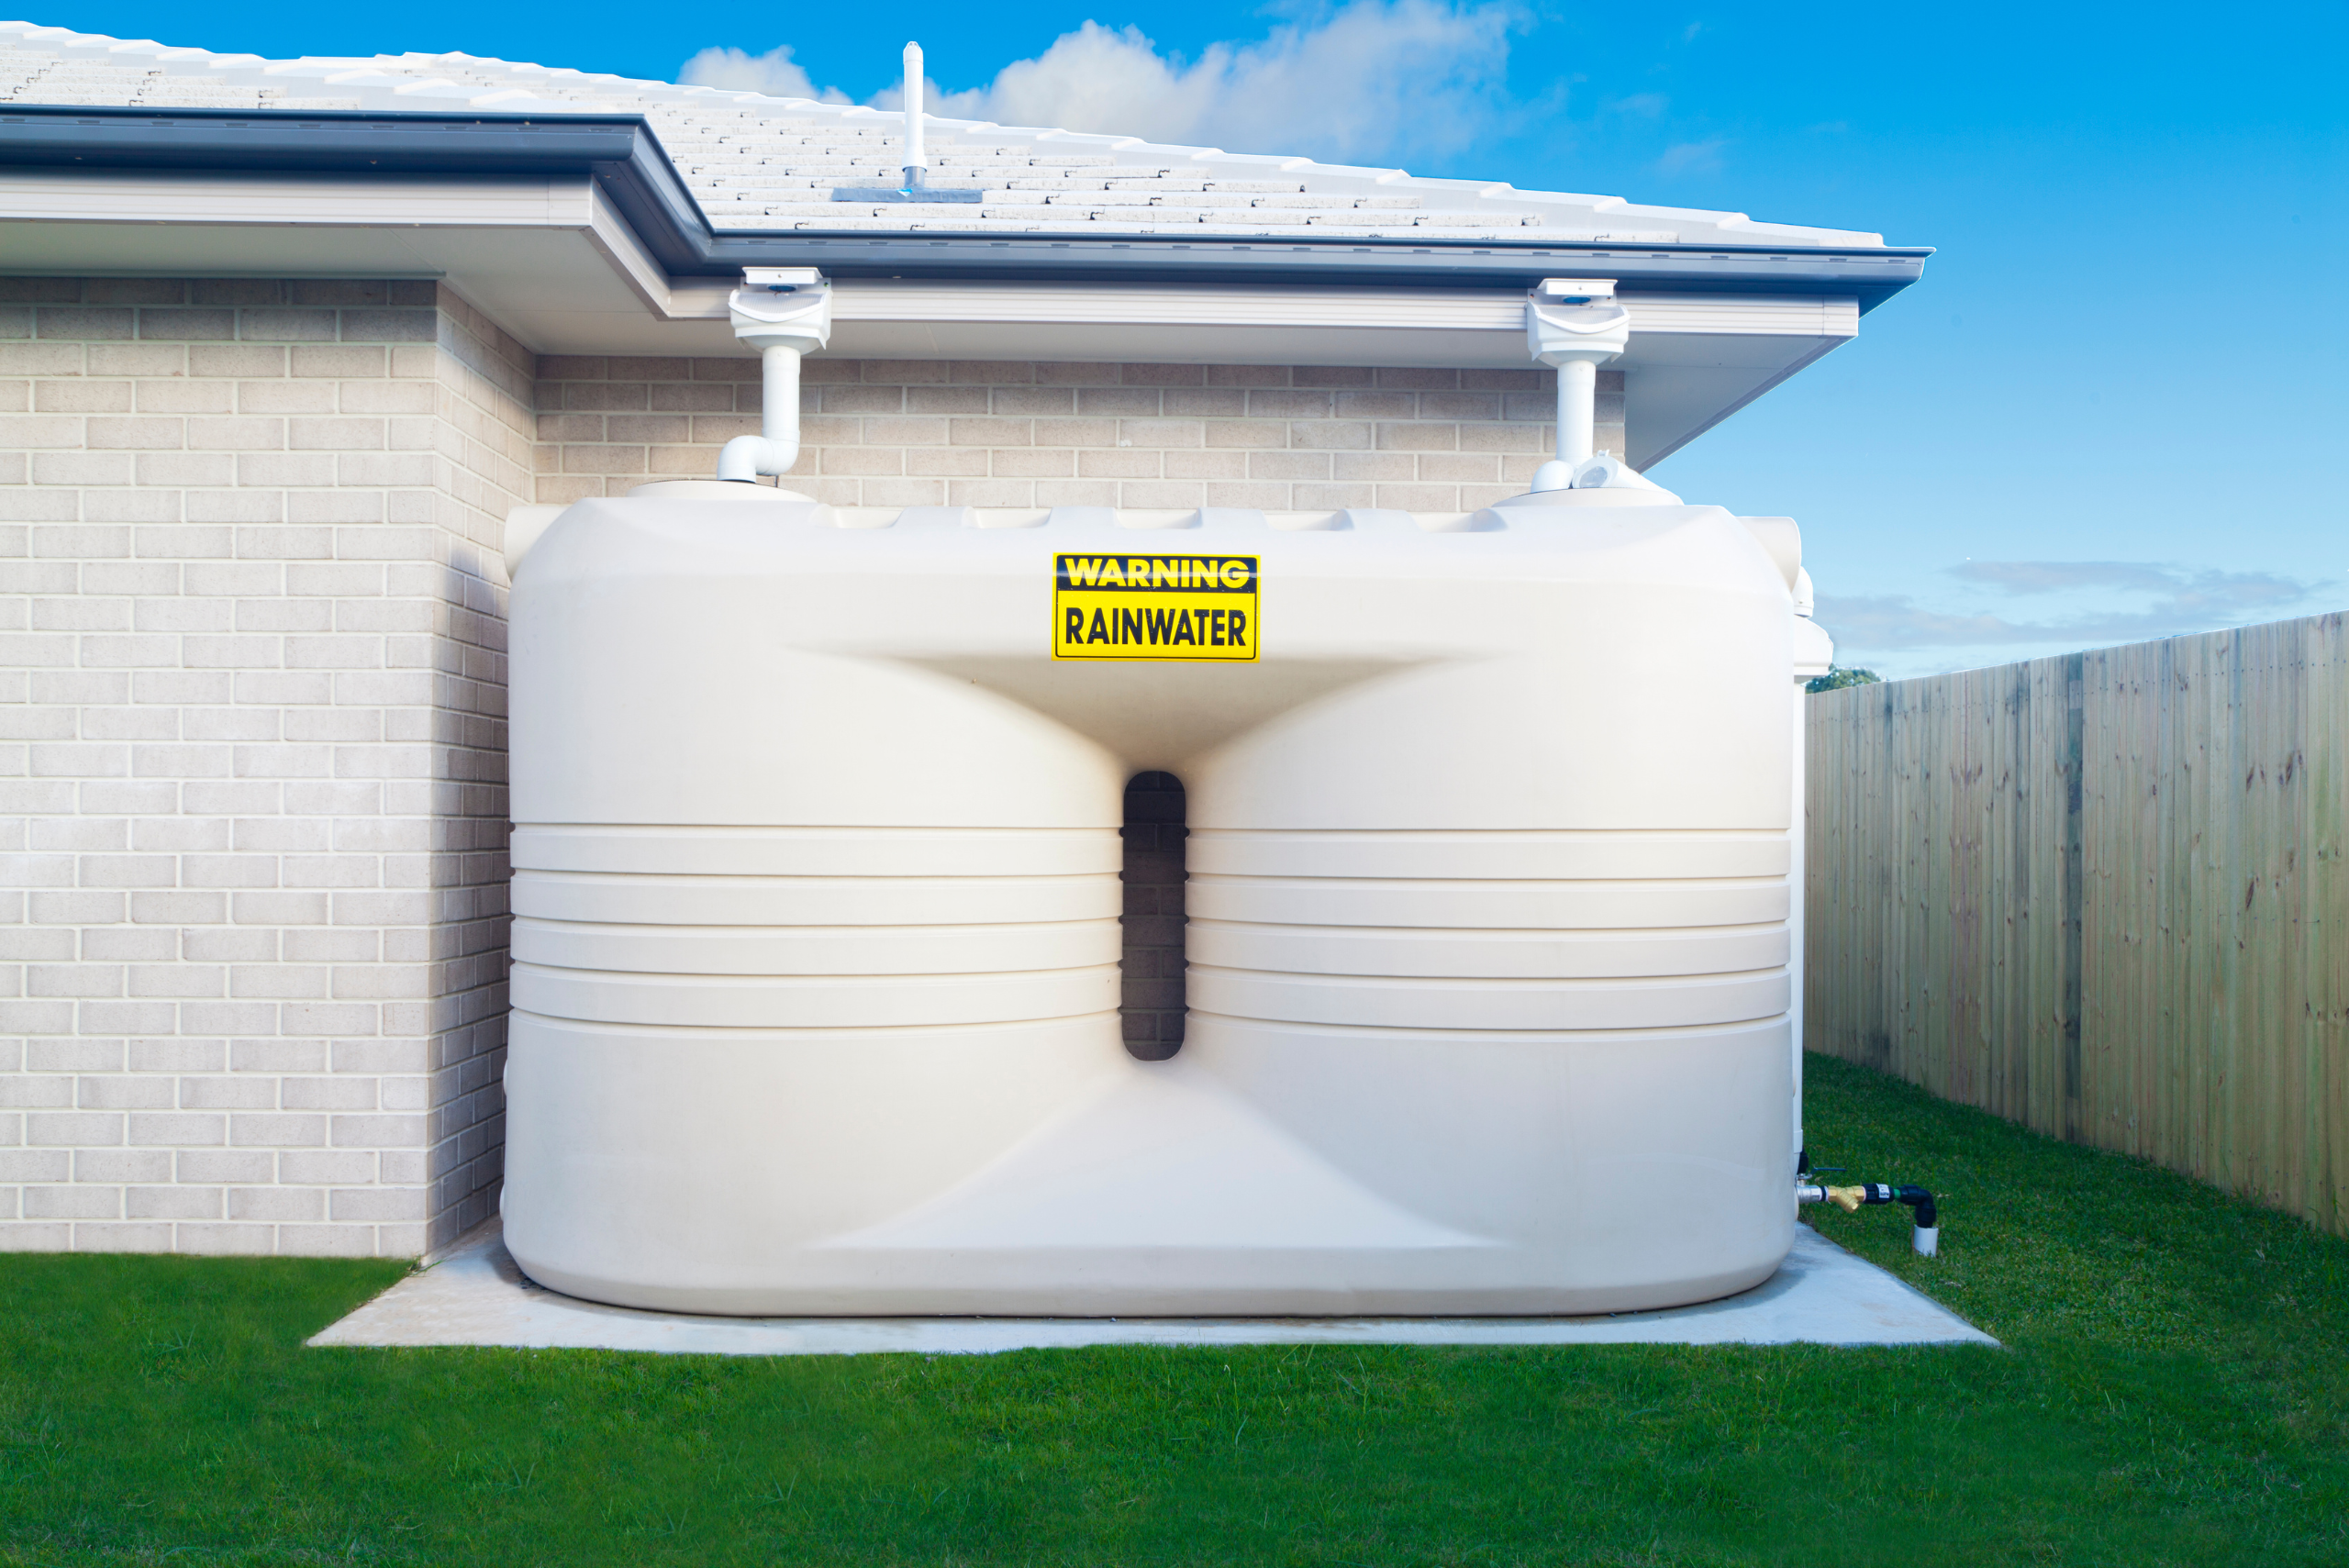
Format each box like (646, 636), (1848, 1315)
(1525, 277), (1631, 492)
(716, 269), (833, 484)
(1798, 1180), (1941, 1256)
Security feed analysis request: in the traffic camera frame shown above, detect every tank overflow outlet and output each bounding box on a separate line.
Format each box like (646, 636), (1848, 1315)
(718, 271), (833, 484)
(1798, 1180), (1941, 1256)
(1526, 277), (1632, 493)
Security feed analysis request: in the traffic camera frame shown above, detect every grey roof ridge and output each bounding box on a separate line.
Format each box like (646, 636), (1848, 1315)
(0, 18), (1887, 247)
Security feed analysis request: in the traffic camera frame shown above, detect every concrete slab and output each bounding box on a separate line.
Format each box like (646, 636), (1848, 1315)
(309, 1221), (1995, 1354)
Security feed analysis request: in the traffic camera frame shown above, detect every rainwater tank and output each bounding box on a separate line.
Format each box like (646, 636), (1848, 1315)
(500, 483), (1804, 1316)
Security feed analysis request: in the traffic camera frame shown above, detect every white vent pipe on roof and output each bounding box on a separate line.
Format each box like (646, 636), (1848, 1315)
(716, 269), (834, 484)
(1526, 278), (1633, 492)
(901, 42), (926, 188)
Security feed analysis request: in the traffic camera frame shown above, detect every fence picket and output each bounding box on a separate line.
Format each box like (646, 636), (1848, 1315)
(1807, 612), (2349, 1236)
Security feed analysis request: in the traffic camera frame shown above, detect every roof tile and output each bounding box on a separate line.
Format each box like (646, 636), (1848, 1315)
(0, 20), (1886, 248)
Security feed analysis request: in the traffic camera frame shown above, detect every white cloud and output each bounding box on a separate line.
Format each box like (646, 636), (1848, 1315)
(1654, 136), (1727, 176)
(1817, 561), (2331, 659)
(1606, 92), (1670, 118)
(687, 2), (1527, 166)
(677, 43), (850, 103)
(931, 3), (1522, 163)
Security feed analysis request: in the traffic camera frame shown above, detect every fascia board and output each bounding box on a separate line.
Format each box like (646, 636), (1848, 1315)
(0, 166), (592, 228)
(816, 283), (1859, 338)
(0, 106), (1930, 306)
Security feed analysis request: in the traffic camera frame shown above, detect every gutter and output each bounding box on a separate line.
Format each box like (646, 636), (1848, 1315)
(0, 106), (1931, 311)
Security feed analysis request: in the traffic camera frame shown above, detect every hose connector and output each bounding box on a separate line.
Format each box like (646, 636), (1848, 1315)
(1798, 1178), (1941, 1256)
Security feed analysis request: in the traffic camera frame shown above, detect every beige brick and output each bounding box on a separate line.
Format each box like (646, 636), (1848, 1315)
(1076, 387), (1162, 417)
(1162, 389), (1248, 417)
(1462, 368), (1545, 390)
(0, 342), (86, 375)
(3, 322), (1564, 1264)
(1286, 420), (1374, 451)
(86, 281), (186, 306)
(990, 386), (1075, 417)
(1418, 451), (1502, 483)
(138, 379), (237, 414)
(605, 415), (694, 445)
(905, 448), (989, 478)
(138, 309), (237, 342)
(87, 417), (186, 450)
(189, 345), (287, 378)
(0, 414), (85, 448)
(1372, 481), (1469, 512)
(238, 308), (338, 342)
(1292, 482), (1378, 508)
(1251, 450), (1335, 481)
(950, 416), (1031, 448)
(1248, 389), (1336, 418)
(1202, 418), (1288, 450)
(236, 381), (338, 415)
(228, 1185), (324, 1221)
(904, 385), (989, 415)
(1420, 392), (1505, 421)
(288, 417), (385, 451)
(1031, 418), (1119, 450)
(1204, 482), (1296, 509)
(1164, 450), (1247, 481)
(995, 448), (1079, 479)
(1374, 422), (1460, 452)
(33, 452), (135, 486)
(1334, 391), (1417, 419)
(39, 306), (135, 340)
(1456, 422), (1547, 454)
(290, 346), (385, 380)
(289, 282), (387, 307)
(127, 1184), (221, 1219)
(35, 380), (131, 413)
(89, 343), (188, 377)
(185, 417), (285, 451)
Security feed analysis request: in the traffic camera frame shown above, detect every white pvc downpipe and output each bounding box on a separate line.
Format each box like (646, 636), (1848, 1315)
(716, 269), (833, 484)
(1524, 279), (1631, 492)
(717, 348), (807, 482)
(1553, 358), (1598, 469)
(900, 42), (926, 188)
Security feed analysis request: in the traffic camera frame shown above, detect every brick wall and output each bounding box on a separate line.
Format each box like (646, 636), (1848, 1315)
(0, 278), (525, 1256)
(4, 273), (1634, 1259)
(531, 358), (1625, 509)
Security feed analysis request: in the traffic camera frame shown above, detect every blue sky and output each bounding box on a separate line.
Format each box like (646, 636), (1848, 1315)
(33, 0), (2348, 676)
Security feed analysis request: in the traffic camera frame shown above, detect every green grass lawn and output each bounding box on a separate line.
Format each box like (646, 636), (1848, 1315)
(4, 1052), (2345, 1567)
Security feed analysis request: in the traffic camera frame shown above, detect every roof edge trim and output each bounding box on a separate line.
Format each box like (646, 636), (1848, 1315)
(0, 106), (1930, 308)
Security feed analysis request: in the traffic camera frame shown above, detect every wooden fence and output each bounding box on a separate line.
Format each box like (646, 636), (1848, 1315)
(1805, 611), (2349, 1235)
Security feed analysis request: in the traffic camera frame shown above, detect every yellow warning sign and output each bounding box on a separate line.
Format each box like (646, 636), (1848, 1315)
(1052, 553), (1260, 662)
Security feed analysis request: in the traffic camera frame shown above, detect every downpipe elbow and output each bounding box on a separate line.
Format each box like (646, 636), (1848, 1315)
(717, 434), (796, 484)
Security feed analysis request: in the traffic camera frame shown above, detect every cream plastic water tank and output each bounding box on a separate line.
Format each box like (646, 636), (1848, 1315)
(499, 483), (1806, 1316)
